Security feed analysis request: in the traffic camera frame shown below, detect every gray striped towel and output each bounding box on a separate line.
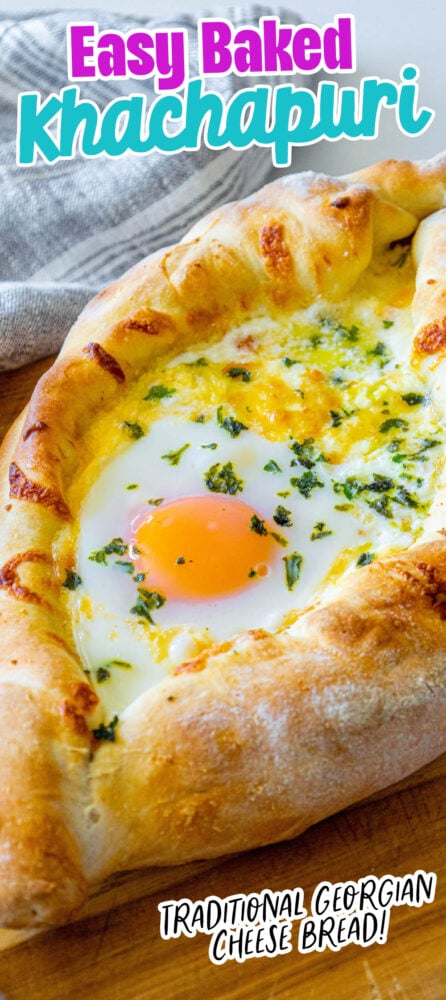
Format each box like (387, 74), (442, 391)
(0, 5), (304, 371)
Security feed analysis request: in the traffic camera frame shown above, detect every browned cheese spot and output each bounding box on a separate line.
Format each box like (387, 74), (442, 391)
(83, 342), (125, 383)
(259, 223), (293, 278)
(0, 550), (52, 605)
(22, 421), (49, 442)
(9, 462), (70, 519)
(414, 317), (446, 356)
(236, 334), (256, 351)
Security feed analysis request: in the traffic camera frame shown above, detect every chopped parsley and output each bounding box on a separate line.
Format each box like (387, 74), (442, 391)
(93, 715), (119, 742)
(161, 443), (190, 466)
(289, 437), (324, 469)
(126, 483), (139, 491)
(283, 552), (303, 590)
(176, 556), (185, 565)
(63, 569), (82, 591)
(248, 568), (257, 578)
(330, 410), (342, 428)
(270, 531), (288, 547)
(250, 514), (268, 536)
(393, 486), (420, 509)
(89, 537), (127, 565)
(96, 666), (110, 683)
(226, 366), (251, 382)
(202, 442), (218, 450)
(383, 320), (394, 329)
(310, 522), (333, 540)
(186, 356), (208, 367)
(290, 469), (324, 498)
(121, 420), (144, 439)
(273, 505), (293, 527)
(115, 560), (134, 574)
(282, 356), (299, 367)
(148, 497), (164, 506)
(363, 474), (394, 493)
(145, 384), (176, 401)
(368, 341), (387, 357)
(401, 392), (427, 406)
(366, 495), (393, 518)
(264, 459), (282, 473)
(357, 552), (375, 567)
(216, 406), (248, 437)
(379, 418), (409, 433)
(320, 317), (360, 342)
(204, 461), (244, 495)
(411, 438), (441, 460)
(130, 588), (166, 624)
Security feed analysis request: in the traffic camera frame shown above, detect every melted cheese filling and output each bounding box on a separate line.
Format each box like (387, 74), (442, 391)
(64, 246), (446, 719)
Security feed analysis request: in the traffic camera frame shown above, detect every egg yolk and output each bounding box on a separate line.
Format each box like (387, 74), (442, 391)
(131, 496), (279, 600)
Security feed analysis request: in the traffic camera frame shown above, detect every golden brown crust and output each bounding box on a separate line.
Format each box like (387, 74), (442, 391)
(1, 153), (446, 927)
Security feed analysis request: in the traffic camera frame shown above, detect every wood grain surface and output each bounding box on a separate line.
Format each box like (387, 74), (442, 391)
(0, 359), (445, 1000)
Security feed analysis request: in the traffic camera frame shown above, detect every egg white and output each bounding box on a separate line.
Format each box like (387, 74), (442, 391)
(72, 411), (431, 717)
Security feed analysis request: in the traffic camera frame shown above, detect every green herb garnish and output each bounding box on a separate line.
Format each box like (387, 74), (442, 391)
(63, 570), (82, 591)
(216, 406), (247, 437)
(250, 514), (268, 536)
(379, 418), (409, 433)
(204, 462), (244, 495)
(96, 667), (110, 683)
(130, 588), (166, 624)
(357, 552), (375, 567)
(264, 459), (282, 473)
(330, 410), (342, 428)
(202, 442), (218, 450)
(289, 437), (324, 469)
(226, 366), (251, 382)
(270, 531), (288, 547)
(310, 522), (333, 540)
(161, 443), (190, 466)
(145, 385), (176, 401)
(93, 715), (119, 742)
(121, 421), (144, 439)
(393, 486), (420, 509)
(366, 495), (393, 518)
(282, 357), (299, 367)
(148, 498), (164, 506)
(115, 560), (134, 574)
(290, 469), (324, 498)
(283, 552), (303, 590)
(89, 537), (127, 564)
(401, 393), (427, 406)
(186, 357), (208, 367)
(273, 505), (293, 527)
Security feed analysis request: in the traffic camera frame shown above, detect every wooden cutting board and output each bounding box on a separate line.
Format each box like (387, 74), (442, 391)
(0, 358), (445, 1000)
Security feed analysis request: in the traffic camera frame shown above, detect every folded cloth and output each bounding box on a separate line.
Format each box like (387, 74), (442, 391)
(0, 4), (303, 371)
